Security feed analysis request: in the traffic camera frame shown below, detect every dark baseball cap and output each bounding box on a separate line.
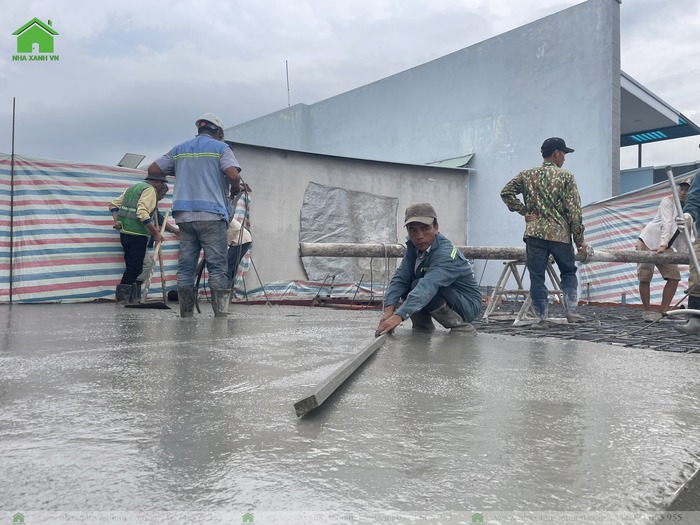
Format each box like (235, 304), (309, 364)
(404, 203), (438, 226)
(541, 137), (574, 155)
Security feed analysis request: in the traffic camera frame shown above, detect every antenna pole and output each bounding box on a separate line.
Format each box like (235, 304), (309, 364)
(286, 60), (290, 107)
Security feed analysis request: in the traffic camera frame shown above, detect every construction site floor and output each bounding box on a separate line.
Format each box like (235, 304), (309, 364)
(475, 302), (700, 353)
(2, 302), (700, 524)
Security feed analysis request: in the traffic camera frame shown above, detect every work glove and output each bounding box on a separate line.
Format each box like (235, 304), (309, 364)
(675, 213), (694, 231)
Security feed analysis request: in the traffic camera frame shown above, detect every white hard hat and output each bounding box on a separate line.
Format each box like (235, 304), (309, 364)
(195, 113), (224, 131)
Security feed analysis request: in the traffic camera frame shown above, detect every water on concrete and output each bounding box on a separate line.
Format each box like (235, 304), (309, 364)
(3, 303), (700, 522)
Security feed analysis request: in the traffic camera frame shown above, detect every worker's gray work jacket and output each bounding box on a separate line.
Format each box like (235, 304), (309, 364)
(385, 232), (482, 322)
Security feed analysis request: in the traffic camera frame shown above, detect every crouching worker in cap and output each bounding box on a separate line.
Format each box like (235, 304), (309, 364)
(109, 173), (166, 304)
(375, 203), (483, 337)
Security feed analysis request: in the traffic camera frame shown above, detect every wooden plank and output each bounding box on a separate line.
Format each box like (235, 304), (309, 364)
(299, 242), (691, 264)
(300, 242), (405, 258)
(294, 334), (388, 417)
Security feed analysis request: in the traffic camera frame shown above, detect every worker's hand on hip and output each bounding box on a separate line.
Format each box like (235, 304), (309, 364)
(112, 221), (123, 230)
(524, 213), (538, 223)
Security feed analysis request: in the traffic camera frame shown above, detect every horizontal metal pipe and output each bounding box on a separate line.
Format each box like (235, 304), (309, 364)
(299, 242), (691, 265)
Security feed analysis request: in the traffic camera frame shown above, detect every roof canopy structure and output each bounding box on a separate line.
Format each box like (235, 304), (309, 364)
(620, 71), (700, 147)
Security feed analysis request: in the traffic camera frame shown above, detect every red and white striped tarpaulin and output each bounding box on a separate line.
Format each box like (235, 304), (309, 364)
(580, 172), (698, 305)
(0, 154), (178, 303)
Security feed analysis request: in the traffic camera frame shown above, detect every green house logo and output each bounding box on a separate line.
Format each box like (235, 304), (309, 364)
(12, 512), (25, 524)
(242, 512), (254, 524)
(471, 513), (485, 523)
(11, 18), (60, 62)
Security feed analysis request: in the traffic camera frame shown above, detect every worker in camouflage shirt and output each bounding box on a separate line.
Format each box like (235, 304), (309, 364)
(500, 137), (589, 329)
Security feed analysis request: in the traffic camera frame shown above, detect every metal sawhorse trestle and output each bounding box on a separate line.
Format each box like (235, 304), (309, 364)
(483, 259), (565, 326)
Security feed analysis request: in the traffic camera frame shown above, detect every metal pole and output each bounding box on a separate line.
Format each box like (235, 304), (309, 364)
(286, 60), (290, 108)
(638, 144), (642, 168)
(665, 166), (700, 279)
(9, 97), (16, 304)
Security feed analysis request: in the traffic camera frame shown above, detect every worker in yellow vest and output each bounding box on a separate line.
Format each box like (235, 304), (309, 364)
(109, 173), (167, 304)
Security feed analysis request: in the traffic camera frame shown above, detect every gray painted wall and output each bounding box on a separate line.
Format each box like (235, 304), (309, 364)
(232, 143), (470, 285)
(620, 167), (654, 195)
(228, 0), (621, 286)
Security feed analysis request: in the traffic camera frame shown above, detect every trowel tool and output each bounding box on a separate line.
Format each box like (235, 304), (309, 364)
(293, 333), (388, 417)
(664, 310), (700, 319)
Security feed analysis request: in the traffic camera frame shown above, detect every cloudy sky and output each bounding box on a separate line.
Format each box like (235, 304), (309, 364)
(2, 0), (699, 170)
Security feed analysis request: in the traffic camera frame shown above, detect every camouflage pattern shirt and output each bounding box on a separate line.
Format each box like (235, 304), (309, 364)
(500, 161), (585, 246)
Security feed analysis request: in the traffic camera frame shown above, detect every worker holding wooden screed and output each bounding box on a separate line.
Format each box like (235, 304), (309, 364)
(375, 203), (483, 337)
(109, 172), (167, 305)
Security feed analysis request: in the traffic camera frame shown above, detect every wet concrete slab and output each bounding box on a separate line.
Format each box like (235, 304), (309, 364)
(3, 303), (700, 521)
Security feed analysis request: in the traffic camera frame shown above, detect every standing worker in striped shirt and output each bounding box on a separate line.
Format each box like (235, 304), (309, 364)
(500, 137), (589, 329)
(147, 113), (242, 318)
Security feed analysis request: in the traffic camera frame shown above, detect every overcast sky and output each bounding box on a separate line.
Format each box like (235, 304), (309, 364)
(2, 0), (699, 170)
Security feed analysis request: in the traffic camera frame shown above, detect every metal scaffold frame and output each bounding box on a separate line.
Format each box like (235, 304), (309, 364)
(483, 259), (566, 326)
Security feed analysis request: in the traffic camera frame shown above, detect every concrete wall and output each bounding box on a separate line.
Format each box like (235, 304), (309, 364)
(232, 143), (470, 284)
(620, 162), (700, 195)
(620, 167), (654, 195)
(227, 0), (621, 285)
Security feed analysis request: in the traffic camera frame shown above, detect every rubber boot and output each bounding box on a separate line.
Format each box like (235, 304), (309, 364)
(211, 289), (231, 318)
(676, 296), (700, 335)
(563, 288), (585, 323)
(429, 303), (477, 335)
(410, 311), (435, 331)
(178, 286), (196, 318)
(130, 281), (142, 305)
(115, 284), (132, 305)
(531, 301), (549, 330)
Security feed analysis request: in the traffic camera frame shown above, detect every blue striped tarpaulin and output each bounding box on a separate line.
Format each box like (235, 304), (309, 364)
(0, 154), (179, 303)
